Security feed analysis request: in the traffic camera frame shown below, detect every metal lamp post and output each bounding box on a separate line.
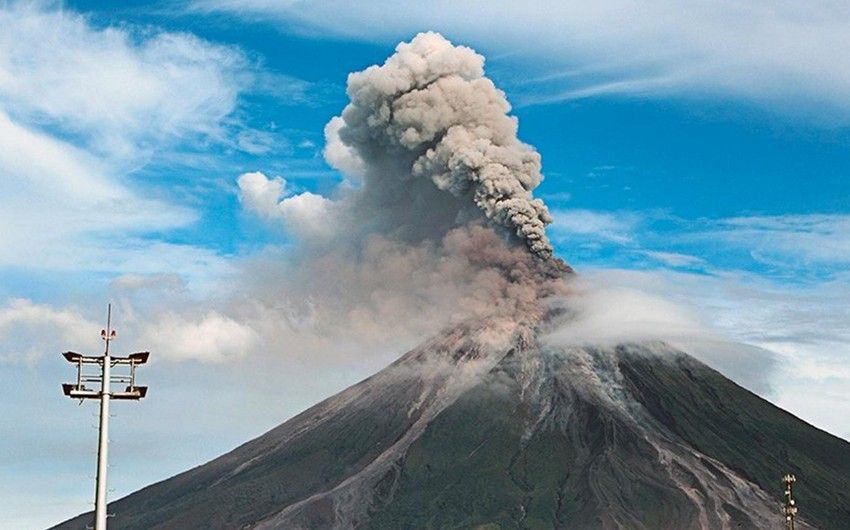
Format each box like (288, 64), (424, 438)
(61, 304), (149, 530)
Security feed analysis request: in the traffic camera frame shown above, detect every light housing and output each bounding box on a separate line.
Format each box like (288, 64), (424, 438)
(112, 386), (148, 400)
(62, 383), (99, 399)
(127, 351), (150, 364)
(62, 351), (83, 363)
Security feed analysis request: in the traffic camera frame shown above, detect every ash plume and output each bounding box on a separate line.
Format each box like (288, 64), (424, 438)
(335, 31), (556, 259)
(236, 32), (570, 359)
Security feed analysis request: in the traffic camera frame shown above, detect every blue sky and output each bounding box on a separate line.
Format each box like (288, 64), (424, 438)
(2, 1), (850, 528)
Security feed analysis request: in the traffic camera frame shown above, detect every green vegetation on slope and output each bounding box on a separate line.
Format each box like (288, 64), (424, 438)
(617, 346), (850, 530)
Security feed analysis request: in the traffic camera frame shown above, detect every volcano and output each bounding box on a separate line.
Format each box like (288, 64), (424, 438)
(54, 319), (850, 530)
(42, 29), (850, 530)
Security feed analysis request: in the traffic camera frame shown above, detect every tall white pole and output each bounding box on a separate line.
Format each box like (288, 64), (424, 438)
(61, 304), (149, 530)
(94, 305), (112, 530)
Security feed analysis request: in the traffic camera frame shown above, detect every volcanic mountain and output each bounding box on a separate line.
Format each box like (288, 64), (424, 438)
(54, 317), (850, 530)
(50, 32), (850, 530)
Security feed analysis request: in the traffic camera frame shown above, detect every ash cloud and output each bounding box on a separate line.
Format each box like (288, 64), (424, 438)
(237, 32), (570, 354)
(240, 224), (567, 355)
(336, 31), (555, 258)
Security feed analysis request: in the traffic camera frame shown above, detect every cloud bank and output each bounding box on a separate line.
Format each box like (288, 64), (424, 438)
(0, 299), (99, 364)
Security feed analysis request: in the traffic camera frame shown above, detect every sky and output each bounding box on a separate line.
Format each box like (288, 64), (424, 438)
(1, 1), (850, 528)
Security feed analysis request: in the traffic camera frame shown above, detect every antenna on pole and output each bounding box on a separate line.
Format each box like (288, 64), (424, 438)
(782, 473), (798, 530)
(61, 304), (150, 530)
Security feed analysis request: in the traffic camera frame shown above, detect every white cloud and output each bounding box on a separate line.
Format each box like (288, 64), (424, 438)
(550, 276), (706, 345)
(0, 108), (203, 272)
(140, 311), (258, 363)
(547, 270), (781, 398)
(0, 296), (262, 365)
(549, 209), (639, 245)
(0, 3), (271, 284)
(708, 214), (850, 268)
(0, 299), (100, 363)
(237, 171), (335, 238)
(641, 250), (705, 268)
(323, 116), (366, 181)
(546, 209), (850, 278)
(0, 295), (260, 365)
(194, 0), (850, 119)
(540, 207), (850, 437)
(110, 273), (188, 294)
(549, 286), (779, 396)
(237, 171), (288, 217)
(0, 3), (250, 160)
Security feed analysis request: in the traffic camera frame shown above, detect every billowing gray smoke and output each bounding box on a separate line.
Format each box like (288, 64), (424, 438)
(336, 31), (555, 259)
(238, 32), (569, 358)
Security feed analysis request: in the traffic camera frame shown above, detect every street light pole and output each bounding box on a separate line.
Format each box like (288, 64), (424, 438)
(94, 305), (114, 530)
(61, 304), (150, 530)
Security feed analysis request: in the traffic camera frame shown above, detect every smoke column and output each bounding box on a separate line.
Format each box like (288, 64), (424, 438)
(238, 32), (570, 355)
(335, 31), (556, 259)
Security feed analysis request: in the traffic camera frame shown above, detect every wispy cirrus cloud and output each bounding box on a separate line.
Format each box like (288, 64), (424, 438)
(640, 250), (705, 268)
(547, 208), (850, 277)
(549, 209), (640, 245)
(0, 2), (308, 284)
(0, 3), (252, 160)
(702, 214), (850, 271)
(192, 0), (850, 121)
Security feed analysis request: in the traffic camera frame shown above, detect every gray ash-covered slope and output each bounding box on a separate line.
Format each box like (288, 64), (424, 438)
(54, 323), (850, 530)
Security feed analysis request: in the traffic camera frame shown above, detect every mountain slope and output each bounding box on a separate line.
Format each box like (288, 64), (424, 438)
(53, 326), (850, 530)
